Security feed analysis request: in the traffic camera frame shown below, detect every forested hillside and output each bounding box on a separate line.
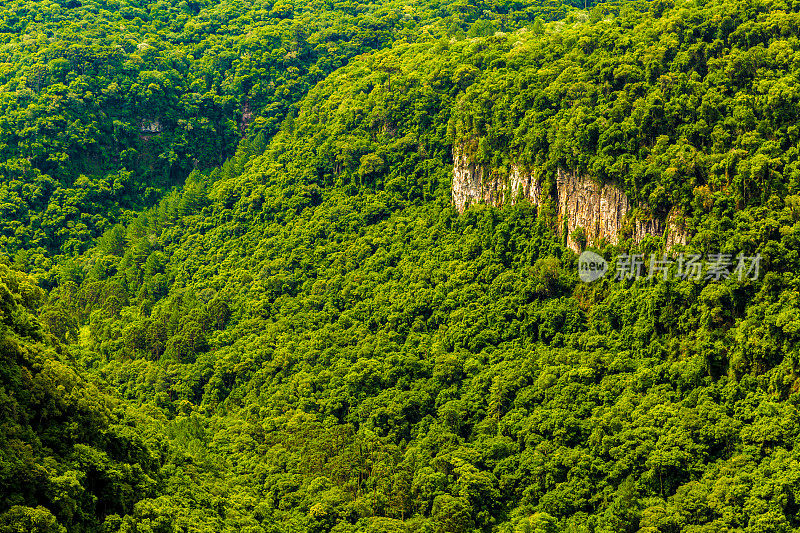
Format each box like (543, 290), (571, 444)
(5, 0), (800, 531)
(0, 264), (169, 533)
(0, 0), (576, 268)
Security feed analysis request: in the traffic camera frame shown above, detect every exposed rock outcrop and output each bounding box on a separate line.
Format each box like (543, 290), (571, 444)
(240, 100), (254, 134)
(664, 210), (689, 247)
(510, 164), (543, 205)
(452, 144), (498, 209)
(140, 119), (162, 134)
(139, 119), (163, 142)
(452, 142), (689, 251)
(556, 167), (629, 250)
(451, 145), (542, 210)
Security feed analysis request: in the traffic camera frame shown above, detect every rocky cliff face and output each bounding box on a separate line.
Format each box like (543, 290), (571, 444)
(452, 143), (689, 251)
(452, 145), (543, 210)
(555, 167), (630, 250)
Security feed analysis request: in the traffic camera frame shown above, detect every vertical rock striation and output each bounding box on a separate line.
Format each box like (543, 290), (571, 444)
(451, 145), (542, 210)
(555, 167), (630, 250)
(452, 142), (689, 251)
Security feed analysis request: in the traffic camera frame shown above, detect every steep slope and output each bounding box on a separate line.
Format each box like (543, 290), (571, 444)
(452, 158), (690, 250)
(0, 264), (168, 532)
(17, 0), (800, 531)
(448, 0), (800, 251)
(1, 0), (580, 269)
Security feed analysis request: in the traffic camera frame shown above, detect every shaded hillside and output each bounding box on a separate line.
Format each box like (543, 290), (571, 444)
(0, 264), (171, 532)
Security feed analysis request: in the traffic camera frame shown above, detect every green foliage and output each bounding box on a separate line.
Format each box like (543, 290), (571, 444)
(8, 0), (800, 531)
(0, 0), (583, 268)
(449, 0), (800, 229)
(570, 226), (587, 251)
(0, 264), (165, 532)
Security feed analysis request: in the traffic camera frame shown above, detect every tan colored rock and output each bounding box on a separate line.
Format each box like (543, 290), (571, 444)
(508, 164), (543, 205)
(451, 145), (543, 211)
(240, 100), (254, 134)
(664, 209), (688, 247)
(452, 142), (690, 251)
(451, 143), (500, 210)
(556, 167), (629, 250)
(633, 218), (663, 243)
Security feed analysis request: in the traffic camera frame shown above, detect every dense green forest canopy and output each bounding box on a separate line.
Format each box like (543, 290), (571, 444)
(5, 0), (800, 531)
(0, 0), (582, 268)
